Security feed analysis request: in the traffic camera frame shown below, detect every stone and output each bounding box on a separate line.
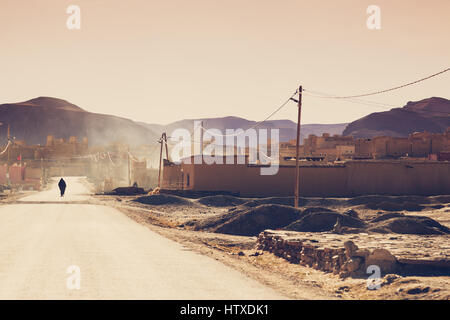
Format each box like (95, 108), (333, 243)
(344, 241), (358, 258)
(344, 209), (359, 218)
(382, 274), (401, 286)
(365, 248), (397, 274)
(406, 286), (430, 295)
(343, 257), (363, 273)
(352, 249), (370, 258)
(338, 285), (350, 292)
(332, 218), (343, 234)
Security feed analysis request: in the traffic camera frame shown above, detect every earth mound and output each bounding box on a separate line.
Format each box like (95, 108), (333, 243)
(348, 195), (431, 206)
(366, 201), (424, 212)
(109, 186), (146, 195)
(305, 198), (347, 207)
(193, 204), (303, 236)
(241, 197), (346, 208)
(134, 194), (192, 206)
(241, 197), (298, 207)
(431, 195), (450, 204)
(369, 216), (450, 235)
(371, 212), (405, 223)
(285, 211), (366, 232)
(197, 195), (248, 207)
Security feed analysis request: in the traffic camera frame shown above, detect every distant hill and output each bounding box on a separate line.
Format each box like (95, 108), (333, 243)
(140, 116), (348, 143)
(343, 97), (450, 138)
(0, 96), (348, 147)
(0, 97), (159, 146)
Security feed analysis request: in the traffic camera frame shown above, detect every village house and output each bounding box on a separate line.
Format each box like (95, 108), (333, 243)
(161, 128), (450, 197)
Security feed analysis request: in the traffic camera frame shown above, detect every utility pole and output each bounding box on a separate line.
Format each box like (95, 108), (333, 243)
(6, 124), (11, 188)
(294, 86), (303, 208)
(163, 133), (169, 162)
(157, 133), (165, 188)
(200, 121), (203, 157)
(127, 148), (131, 186)
(41, 157), (44, 187)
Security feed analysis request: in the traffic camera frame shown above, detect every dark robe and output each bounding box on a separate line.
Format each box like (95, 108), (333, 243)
(58, 178), (66, 197)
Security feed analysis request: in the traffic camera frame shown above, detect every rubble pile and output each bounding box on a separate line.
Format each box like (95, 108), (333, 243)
(257, 230), (450, 277)
(108, 186), (146, 195)
(134, 194), (192, 206)
(197, 195), (248, 207)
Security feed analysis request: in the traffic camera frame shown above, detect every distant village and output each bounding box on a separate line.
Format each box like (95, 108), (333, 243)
(161, 128), (450, 197)
(281, 128), (450, 162)
(0, 134), (158, 193)
(1, 127), (449, 197)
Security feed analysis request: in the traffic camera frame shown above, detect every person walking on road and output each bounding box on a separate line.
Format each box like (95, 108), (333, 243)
(58, 178), (66, 197)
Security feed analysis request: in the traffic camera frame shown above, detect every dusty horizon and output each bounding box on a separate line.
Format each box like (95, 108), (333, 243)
(1, 94), (448, 127)
(1, 0), (449, 126)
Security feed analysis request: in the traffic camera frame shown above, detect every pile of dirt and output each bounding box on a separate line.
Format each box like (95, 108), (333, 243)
(193, 204), (303, 236)
(285, 211), (366, 233)
(133, 194), (192, 206)
(197, 195), (248, 207)
(239, 197), (346, 208)
(371, 212), (405, 223)
(365, 201), (424, 212)
(305, 198), (347, 207)
(348, 195), (431, 206)
(430, 195), (450, 204)
(368, 215), (450, 235)
(343, 209), (359, 218)
(108, 186), (146, 196)
(241, 197), (298, 207)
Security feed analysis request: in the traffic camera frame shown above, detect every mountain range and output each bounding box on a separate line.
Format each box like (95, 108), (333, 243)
(343, 97), (450, 138)
(0, 96), (448, 147)
(139, 117), (347, 143)
(0, 97), (159, 146)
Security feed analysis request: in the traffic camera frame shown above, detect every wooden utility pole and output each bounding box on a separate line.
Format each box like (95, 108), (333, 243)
(127, 148), (131, 186)
(294, 86), (303, 208)
(200, 121), (203, 157)
(6, 124), (11, 188)
(157, 132), (170, 188)
(157, 133), (165, 188)
(163, 133), (169, 161)
(41, 157), (44, 187)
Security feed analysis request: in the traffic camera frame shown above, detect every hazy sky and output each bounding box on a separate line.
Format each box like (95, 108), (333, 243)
(0, 0), (448, 125)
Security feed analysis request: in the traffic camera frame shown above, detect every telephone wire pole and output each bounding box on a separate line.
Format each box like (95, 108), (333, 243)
(294, 86), (303, 208)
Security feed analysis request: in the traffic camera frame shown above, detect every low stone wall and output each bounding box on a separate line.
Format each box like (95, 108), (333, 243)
(257, 230), (450, 277)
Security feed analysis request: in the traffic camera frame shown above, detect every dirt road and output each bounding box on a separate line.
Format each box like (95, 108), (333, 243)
(0, 177), (285, 299)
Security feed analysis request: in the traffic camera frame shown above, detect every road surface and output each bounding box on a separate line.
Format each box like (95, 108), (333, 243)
(0, 177), (284, 299)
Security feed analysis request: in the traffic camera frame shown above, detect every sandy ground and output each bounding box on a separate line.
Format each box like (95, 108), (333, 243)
(0, 177), (285, 299)
(96, 191), (450, 300)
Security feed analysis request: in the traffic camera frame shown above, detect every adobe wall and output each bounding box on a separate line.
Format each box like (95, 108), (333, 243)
(25, 167), (42, 180)
(238, 165), (347, 197)
(182, 160), (450, 197)
(162, 162), (184, 189)
(345, 161), (450, 196)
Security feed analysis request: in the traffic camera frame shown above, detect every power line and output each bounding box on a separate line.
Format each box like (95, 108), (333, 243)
(304, 67), (449, 99)
(303, 91), (396, 109)
(0, 141), (12, 156)
(303, 90), (394, 106)
(200, 90), (299, 138)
